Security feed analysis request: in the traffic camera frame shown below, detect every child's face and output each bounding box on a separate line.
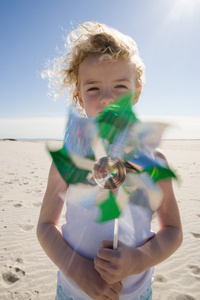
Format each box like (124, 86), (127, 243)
(78, 56), (138, 117)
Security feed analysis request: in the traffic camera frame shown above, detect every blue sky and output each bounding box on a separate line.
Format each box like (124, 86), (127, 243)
(0, 0), (200, 139)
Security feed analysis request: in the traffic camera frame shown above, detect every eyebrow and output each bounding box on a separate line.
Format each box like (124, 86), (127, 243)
(83, 80), (101, 86)
(114, 78), (131, 83)
(83, 78), (131, 86)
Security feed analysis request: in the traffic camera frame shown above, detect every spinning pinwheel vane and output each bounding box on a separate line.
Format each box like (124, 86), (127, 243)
(47, 92), (177, 249)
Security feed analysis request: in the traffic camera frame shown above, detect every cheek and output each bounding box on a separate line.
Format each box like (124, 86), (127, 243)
(84, 95), (99, 107)
(85, 103), (100, 118)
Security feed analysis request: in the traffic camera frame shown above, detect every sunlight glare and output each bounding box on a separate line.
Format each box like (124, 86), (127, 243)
(169, 0), (200, 20)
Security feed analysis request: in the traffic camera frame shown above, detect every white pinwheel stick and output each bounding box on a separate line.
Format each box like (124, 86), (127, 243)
(112, 187), (129, 250)
(113, 218), (119, 250)
(92, 136), (120, 250)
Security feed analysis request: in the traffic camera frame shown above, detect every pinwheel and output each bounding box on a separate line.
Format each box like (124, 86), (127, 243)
(47, 92), (177, 249)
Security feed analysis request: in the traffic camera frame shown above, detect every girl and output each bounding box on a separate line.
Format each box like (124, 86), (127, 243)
(37, 22), (182, 300)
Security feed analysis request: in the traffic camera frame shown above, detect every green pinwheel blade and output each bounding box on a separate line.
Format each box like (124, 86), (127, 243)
(96, 92), (138, 144)
(48, 147), (90, 184)
(141, 167), (177, 182)
(96, 192), (121, 223)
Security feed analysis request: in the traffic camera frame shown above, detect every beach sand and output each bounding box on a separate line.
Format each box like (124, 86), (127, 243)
(0, 140), (199, 300)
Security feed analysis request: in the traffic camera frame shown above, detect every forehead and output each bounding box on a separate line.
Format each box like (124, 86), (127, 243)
(78, 55), (136, 83)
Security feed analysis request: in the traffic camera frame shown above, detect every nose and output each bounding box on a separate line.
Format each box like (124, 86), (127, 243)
(100, 90), (114, 105)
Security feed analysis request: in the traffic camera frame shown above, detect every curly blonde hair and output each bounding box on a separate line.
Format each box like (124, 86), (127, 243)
(42, 22), (145, 112)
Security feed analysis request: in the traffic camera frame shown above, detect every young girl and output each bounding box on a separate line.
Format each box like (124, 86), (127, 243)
(37, 22), (182, 300)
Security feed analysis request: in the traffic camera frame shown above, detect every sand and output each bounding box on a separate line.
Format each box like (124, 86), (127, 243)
(0, 140), (199, 300)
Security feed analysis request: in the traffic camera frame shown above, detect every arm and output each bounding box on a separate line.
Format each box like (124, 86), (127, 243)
(94, 151), (183, 283)
(37, 163), (123, 299)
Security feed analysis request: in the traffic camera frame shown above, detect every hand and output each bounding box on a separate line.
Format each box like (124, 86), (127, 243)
(74, 257), (123, 300)
(94, 240), (141, 284)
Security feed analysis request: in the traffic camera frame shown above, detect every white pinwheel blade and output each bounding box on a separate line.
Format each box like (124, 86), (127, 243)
(129, 122), (168, 154)
(92, 136), (108, 160)
(108, 128), (131, 160)
(115, 186), (130, 211)
(125, 173), (163, 211)
(60, 184), (99, 209)
(64, 107), (98, 157)
(70, 153), (95, 171)
(95, 188), (110, 205)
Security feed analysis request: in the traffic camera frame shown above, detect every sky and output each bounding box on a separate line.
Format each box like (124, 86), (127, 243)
(0, 0), (200, 139)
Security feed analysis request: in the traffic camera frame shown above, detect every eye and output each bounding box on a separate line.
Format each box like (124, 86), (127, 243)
(115, 85), (128, 89)
(87, 87), (100, 91)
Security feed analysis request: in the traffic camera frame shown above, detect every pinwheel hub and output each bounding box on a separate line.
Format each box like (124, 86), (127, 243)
(93, 157), (126, 189)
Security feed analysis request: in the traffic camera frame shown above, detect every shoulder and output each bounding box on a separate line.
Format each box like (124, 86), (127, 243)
(153, 148), (168, 166)
(153, 147), (166, 160)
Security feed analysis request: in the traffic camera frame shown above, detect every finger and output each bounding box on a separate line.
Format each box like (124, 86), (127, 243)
(95, 265), (116, 284)
(99, 296), (110, 300)
(101, 239), (124, 249)
(101, 240), (114, 249)
(111, 282), (123, 294)
(94, 264), (109, 278)
(97, 248), (120, 262)
(105, 285), (121, 300)
(94, 256), (111, 270)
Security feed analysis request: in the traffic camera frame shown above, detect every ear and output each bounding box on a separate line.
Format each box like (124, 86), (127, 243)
(134, 87), (142, 104)
(77, 91), (84, 109)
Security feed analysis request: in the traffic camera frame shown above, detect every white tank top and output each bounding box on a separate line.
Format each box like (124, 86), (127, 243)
(58, 184), (155, 299)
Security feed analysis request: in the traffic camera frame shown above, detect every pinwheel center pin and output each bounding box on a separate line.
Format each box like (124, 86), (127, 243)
(93, 157), (126, 189)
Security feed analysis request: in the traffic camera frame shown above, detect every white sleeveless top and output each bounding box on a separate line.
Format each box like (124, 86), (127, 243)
(57, 184), (155, 299)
